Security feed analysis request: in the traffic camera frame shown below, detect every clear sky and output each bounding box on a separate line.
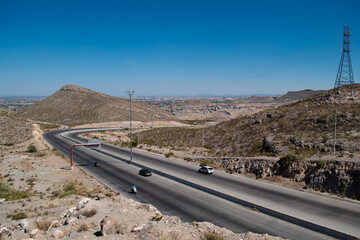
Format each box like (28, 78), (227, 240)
(0, 0), (359, 97)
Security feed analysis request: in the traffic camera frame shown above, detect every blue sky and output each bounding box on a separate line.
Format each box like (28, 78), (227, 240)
(0, 0), (359, 97)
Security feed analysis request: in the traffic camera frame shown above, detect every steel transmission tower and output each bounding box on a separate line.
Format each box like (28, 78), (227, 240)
(333, 26), (355, 94)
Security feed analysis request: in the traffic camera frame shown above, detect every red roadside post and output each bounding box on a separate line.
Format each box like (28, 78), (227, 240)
(70, 143), (100, 170)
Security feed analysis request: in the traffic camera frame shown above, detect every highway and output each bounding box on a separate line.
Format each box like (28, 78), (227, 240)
(44, 128), (360, 240)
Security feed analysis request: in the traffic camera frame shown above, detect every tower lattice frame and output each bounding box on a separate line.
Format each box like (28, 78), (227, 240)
(333, 26), (355, 94)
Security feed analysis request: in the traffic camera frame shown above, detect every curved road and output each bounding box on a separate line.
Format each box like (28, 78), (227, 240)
(44, 128), (360, 240)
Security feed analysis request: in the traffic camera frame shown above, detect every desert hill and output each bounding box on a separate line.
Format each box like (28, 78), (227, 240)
(0, 108), (33, 145)
(20, 85), (178, 126)
(137, 84), (360, 158)
(275, 89), (324, 101)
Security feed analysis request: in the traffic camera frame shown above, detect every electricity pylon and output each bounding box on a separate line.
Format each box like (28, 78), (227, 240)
(333, 26), (355, 94)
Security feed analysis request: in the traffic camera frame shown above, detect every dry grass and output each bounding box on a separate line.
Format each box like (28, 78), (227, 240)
(77, 223), (91, 232)
(35, 218), (53, 231)
(202, 231), (225, 240)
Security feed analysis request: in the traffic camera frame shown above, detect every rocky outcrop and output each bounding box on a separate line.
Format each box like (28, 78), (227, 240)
(198, 158), (360, 200)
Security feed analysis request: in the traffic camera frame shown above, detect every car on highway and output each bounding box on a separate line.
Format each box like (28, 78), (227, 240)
(198, 166), (214, 174)
(139, 168), (152, 176)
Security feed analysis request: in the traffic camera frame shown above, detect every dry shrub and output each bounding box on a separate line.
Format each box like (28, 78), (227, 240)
(35, 218), (53, 231)
(77, 223), (91, 232)
(202, 231), (225, 240)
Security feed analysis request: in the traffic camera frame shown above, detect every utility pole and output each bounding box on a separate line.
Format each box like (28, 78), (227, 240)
(333, 108), (337, 155)
(68, 105), (71, 139)
(127, 90), (135, 164)
(202, 108), (206, 157)
(333, 26), (355, 94)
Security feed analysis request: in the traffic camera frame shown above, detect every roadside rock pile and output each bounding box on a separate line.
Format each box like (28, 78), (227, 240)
(0, 196), (285, 240)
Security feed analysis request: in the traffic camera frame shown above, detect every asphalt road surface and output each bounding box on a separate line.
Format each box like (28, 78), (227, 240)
(44, 128), (360, 240)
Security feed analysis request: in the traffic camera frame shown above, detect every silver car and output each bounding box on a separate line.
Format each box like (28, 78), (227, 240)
(198, 166), (214, 174)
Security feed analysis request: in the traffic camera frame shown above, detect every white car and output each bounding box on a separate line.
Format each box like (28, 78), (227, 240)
(198, 166), (214, 174)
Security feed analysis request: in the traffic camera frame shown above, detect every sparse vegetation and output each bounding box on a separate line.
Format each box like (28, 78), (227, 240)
(165, 152), (174, 158)
(77, 223), (91, 232)
(27, 144), (37, 153)
(202, 231), (225, 240)
(11, 212), (28, 220)
(35, 218), (53, 231)
(0, 181), (29, 200)
(200, 159), (211, 166)
(278, 153), (304, 170)
(317, 160), (326, 169)
(51, 148), (66, 159)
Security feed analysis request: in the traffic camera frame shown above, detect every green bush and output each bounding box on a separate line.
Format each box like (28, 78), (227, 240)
(200, 159), (211, 166)
(165, 152), (174, 158)
(278, 153), (304, 170)
(27, 145), (37, 153)
(317, 160), (326, 169)
(11, 212), (27, 220)
(132, 140), (138, 148)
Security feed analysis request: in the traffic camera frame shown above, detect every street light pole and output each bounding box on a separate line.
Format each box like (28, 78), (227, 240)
(127, 90), (135, 163)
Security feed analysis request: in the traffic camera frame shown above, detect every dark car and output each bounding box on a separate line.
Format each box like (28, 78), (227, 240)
(139, 169), (152, 176)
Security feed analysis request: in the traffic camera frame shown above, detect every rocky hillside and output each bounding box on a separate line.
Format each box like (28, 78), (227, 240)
(275, 89), (324, 101)
(0, 108), (33, 145)
(20, 85), (178, 126)
(189, 157), (360, 200)
(137, 84), (360, 158)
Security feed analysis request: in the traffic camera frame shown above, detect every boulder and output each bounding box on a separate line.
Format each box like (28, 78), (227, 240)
(79, 203), (99, 217)
(52, 229), (65, 239)
(64, 217), (77, 226)
(100, 217), (118, 236)
(76, 197), (91, 210)
(29, 228), (40, 238)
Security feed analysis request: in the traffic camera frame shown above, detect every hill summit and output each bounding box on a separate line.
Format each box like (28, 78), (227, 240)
(20, 85), (178, 126)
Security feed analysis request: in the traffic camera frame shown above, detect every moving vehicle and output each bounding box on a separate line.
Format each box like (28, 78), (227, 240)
(139, 168), (152, 176)
(198, 166), (214, 174)
(131, 185), (137, 194)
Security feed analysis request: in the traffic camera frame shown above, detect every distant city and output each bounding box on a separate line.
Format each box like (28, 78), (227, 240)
(0, 97), (45, 111)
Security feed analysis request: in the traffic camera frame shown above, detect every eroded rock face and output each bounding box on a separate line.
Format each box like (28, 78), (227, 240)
(207, 157), (360, 199)
(100, 217), (118, 236)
